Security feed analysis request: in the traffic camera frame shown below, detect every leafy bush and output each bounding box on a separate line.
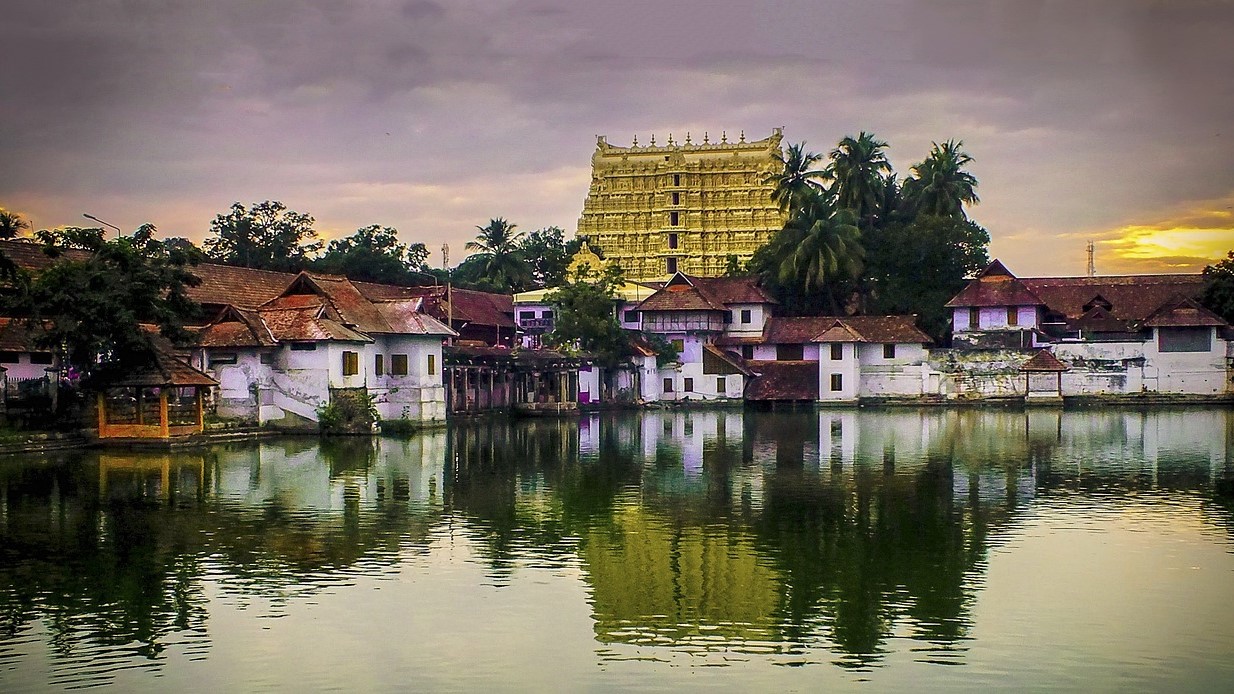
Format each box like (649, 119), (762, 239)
(317, 389), (378, 434)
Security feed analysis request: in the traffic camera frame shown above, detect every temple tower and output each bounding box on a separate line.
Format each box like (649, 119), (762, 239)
(577, 129), (787, 281)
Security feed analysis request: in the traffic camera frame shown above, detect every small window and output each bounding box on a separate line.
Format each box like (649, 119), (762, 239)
(671, 339), (684, 352)
(740, 309), (752, 324)
(663, 377), (674, 393)
(830, 343), (843, 360)
(391, 354), (409, 375)
(968, 307), (979, 330)
(291, 342), (317, 351)
(673, 174), (681, 186)
(776, 344), (804, 361)
(716, 377), (726, 393)
(260, 352), (275, 365)
(519, 310), (535, 321)
(624, 310), (638, 323)
(684, 377), (694, 392)
(375, 353), (384, 376)
(741, 345), (754, 359)
(0, 351), (19, 364)
(883, 344), (896, 359)
(724, 310), (733, 324)
(666, 257), (678, 274)
(342, 351), (359, 376)
(428, 354), (437, 375)
(543, 310), (553, 320)
(669, 211), (679, 226)
(30, 353), (54, 365)
(1007, 307), (1018, 326)
(671, 192), (680, 205)
(208, 353), (238, 367)
(830, 373), (843, 392)
(668, 233), (678, 249)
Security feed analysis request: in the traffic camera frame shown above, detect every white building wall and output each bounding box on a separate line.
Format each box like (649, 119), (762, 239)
(371, 335), (447, 423)
(0, 353), (56, 381)
(818, 343), (859, 402)
(724, 303), (770, 336)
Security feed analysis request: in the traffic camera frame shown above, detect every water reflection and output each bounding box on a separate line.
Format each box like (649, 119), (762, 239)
(1, 407), (1232, 688)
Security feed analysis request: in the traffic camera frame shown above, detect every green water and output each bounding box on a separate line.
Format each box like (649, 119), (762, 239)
(1, 408), (1233, 692)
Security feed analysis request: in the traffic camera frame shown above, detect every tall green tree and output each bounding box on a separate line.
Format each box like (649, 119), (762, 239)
(464, 217), (531, 292)
(7, 225), (202, 371)
(863, 215), (990, 341)
(752, 193), (863, 315)
(765, 142), (828, 213)
(314, 225), (430, 285)
(204, 201), (322, 271)
(822, 132), (892, 226)
(0, 208), (31, 279)
(1201, 250), (1234, 324)
(545, 265), (630, 368)
(901, 140), (980, 219)
(517, 226), (581, 289)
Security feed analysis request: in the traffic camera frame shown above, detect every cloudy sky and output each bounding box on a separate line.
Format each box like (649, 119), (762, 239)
(3, 0), (1232, 276)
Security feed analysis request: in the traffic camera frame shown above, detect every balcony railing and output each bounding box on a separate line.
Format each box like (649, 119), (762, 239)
(641, 316), (725, 333)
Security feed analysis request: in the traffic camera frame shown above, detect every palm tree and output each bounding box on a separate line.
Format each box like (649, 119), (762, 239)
(466, 218), (530, 292)
(0, 208), (31, 239)
(822, 132), (891, 225)
(901, 140), (979, 219)
(757, 192), (863, 314)
(765, 142), (828, 214)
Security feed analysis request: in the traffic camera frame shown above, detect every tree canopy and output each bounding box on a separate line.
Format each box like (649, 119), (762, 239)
(4, 225), (202, 372)
(314, 225), (431, 285)
(1201, 250), (1234, 324)
(204, 201), (322, 272)
(755, 133), (987, 339)
(544, 265), (631, 368)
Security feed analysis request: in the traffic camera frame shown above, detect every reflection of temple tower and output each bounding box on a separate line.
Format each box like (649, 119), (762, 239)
(577, 129), (787, 280)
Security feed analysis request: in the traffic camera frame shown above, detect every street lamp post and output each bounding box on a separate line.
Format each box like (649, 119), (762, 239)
(82, 213), (121, 237)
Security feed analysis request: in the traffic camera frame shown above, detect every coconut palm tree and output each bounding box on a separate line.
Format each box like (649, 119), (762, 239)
(765, 142), (828, 214)
(0, 208), (31, 239)
(822, 132), (892, 226)
(901, 140), (979, 219)
(465, 218), (531, 292)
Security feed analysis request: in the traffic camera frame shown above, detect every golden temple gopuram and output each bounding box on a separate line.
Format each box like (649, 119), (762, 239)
(577, 128), (788, 281)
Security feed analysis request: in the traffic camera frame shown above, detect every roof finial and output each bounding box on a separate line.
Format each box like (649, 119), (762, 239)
(721, 130), (727, 143)
(702, 131), (709, 144)
(739, 130), (745, 143)
(667, 132), (674, 146)
(632, 134), (639, 147)
(650, 134), (656, 146)
(685, 131), (691, 144)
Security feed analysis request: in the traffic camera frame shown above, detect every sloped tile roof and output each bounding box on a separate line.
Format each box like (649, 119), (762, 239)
(0, 317), (49, 353)
(186, 263), (295, 309)
(813, 316), (932, 344)
(745, 361), (819, 401)
(259, 305), (372, 343)
(762, 316), (840, 344)
(373, 300), (457, 336)
(637, 273), (775, 313)
(1023, 275), (1207, 322)
(1021, 350), (1069, 372)
(196, 307), (278, 348)
(1141, 295), (1227, 327)
(89, 345), (218, 388)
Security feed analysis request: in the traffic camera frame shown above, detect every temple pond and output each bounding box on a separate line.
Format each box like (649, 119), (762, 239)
(2, 407), (1233, 691)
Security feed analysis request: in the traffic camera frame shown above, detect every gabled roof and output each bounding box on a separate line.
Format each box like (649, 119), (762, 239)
(762, 316), (840, 344)
(1142, 295), (1227, 328)
(636, 273), (774, 313)
(1023, 275), (1207, 322)
(270, 272), (392, 334)
(946, 260), (1044, 308)
(703, 343), (754, 376)
(1021, 350), (1069, 372)
(196, 306), (278, 348)
(1067, 305), (1133, 334)
(258, 304), (372, 343)
(186, 263), (296, 310)
(745, 361), (819, 401)
(89, 345), (218, 388)
(373, 300), (457, 336)
(812, 316), (932, 344)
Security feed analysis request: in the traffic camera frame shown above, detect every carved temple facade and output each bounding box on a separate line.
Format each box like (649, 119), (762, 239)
(577, 129), (788, 281)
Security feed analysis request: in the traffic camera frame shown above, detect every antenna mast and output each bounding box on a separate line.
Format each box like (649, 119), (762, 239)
(1086, 240), (1095, 277)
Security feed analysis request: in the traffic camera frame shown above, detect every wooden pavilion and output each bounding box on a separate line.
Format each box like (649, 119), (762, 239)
(92, 350), (218, 440)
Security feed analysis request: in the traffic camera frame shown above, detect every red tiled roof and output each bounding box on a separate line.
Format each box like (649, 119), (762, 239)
(745, 361), (818, 401)
(1023, 275), (1207, 322)
(373, 300), (457, 336)
(196, 307), (278, 348)
(945, 263), (1044, 308)
(0, 317), (49, 353)
(1021, 350), (1069, 372)
(259, 305), (371, 343)
(812, 316), (932, 344)
(762, 316), (839, 344)
(637, 273), (776, 314)
(186, 263), (295, 309)
(89, 345), (218, 388)
(1141, 296), (1226, 327)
